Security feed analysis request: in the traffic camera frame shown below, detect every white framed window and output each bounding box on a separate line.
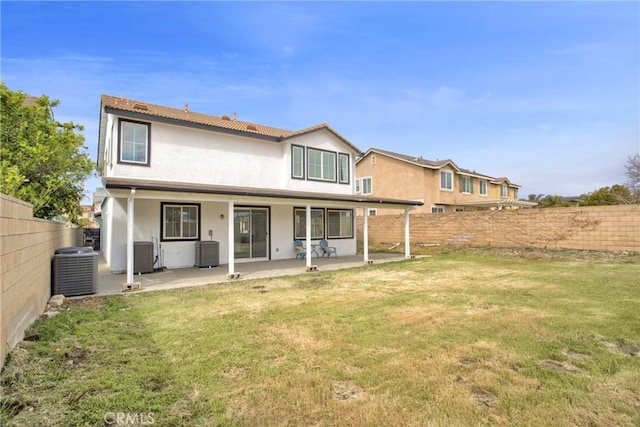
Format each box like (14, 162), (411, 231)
(338, 153), (350, 184)
(479, 180), (487, 196)
(361, 176), (372, 195)
(514, 188), (519, 199)
(431, 205), (445, 213)
(440, 170), (453, 191)
(291, 145), (304, 179)
(368, 208), (377, 216)
(501, 184), (508, 198)
(294, 208), (325, 240)
(459, 176), (473, 194)
(119, 119), (150, 165)
(328, 209), (353, 239)
(355, 179), (361, 194)
(308, 148), (336, 182)
(161, 203), (199, 241)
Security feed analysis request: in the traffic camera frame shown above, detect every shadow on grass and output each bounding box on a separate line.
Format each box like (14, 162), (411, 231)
(0, 296), (212, 426)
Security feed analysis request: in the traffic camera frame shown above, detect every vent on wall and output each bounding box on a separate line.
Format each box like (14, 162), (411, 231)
(52, 247), (98, 297)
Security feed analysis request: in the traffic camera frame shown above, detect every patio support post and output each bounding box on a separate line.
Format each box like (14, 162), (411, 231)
(363, 207), (369, 263)
(404, 208), (411, 258)
(126, 188), (135, 285)
(305, 204), (312, 268)
(228, 201), (235, 277)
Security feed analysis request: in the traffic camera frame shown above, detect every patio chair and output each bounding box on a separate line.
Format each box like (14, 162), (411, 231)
(294, 240), (306, 259)
(319, 239), (337, 257)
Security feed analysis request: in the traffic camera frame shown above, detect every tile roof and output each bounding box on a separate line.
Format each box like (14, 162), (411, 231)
(101, 94), (291, 138)
(365, 147), (454, 169)
(100, 95), (362, 154)
(362, 147), (516, 185)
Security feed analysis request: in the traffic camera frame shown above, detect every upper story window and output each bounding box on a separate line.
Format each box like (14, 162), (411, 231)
(479, 180), (487, 196)
(338, 153), (350, 184)
(360, 177), (372, 195)
(514, 188), (519, 199)
(161, 203), (199, 241)
(440, 170), (453, 191)
(119, 119), (150, 165)
(500, 184), (508, 198)
(460, 176), (473, 194)
(308, 148), (336, 182)
(291, 145), (305, 179)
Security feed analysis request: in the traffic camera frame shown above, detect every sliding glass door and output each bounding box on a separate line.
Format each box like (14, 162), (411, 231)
(234, 208), (268, 260)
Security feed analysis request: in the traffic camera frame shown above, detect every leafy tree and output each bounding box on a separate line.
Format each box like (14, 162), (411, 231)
(624, 153), (640, 203)
(527, 193), (545, 203)
(582, 184), (632, 206)
(537, 194), (570, 208)
(0, 83), (94, 223)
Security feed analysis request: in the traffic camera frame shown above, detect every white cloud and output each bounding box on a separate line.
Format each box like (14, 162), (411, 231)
(429, 86), (464, 112)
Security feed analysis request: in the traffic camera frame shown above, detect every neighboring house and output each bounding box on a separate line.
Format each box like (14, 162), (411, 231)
(97, 96), (422, 283)
(355, 148), (536, 215)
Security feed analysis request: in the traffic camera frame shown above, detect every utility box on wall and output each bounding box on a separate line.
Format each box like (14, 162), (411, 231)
(195, 241), (219, 268)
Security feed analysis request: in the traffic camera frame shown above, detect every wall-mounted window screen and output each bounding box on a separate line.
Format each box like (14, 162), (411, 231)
(460, 176), (473, 193)
(362, 177), (372, 195)
(120, 120), (149, 164)
(308, 149), (336, 181)
(338, 153), (349, 184)
(440, 171), (453, 190)
(163, 204), (199, 240)
(292, 145), (304, 178)
(328, 209), (353, 238)
(294, 208), (325, 239)
(479, 180), (487, 196)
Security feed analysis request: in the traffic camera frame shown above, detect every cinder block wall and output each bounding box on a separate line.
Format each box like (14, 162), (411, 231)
(357, 205), (640, 252)
(1, 194), (77, 368)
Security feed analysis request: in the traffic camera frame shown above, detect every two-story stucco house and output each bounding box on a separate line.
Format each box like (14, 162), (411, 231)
(355, 148), (536, 215)
(97, 96), (422, 284)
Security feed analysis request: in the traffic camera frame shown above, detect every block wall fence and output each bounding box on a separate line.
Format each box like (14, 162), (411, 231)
(357, 205), (640, 252)
(1, 194), (78, 368)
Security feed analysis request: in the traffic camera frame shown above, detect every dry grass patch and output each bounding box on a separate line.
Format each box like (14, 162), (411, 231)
(2, 248), (639, 426)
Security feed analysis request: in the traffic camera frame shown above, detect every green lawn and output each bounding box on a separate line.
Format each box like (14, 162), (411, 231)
(2, 248), (639, 426)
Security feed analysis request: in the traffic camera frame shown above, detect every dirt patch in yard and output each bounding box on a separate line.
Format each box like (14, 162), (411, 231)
(471, 386), (497, 407)
(539, 359), (581, 373)
(332, 381), (364, 401)
(601, 340), (640, 357)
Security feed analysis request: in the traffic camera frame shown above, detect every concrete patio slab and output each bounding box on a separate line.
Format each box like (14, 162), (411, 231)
(96, 252), (414, 296)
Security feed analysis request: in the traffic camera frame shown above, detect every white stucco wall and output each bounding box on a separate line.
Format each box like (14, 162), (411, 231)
(104, 197), (358, 272)
(104, 115), (358, 196)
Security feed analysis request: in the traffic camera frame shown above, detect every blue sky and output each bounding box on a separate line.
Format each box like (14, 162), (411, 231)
(2, 1), (638, 201)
